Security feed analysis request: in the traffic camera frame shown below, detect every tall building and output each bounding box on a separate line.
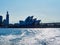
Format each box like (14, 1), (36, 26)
(6, 11), (9, 25)
(0, 16), (2, 25)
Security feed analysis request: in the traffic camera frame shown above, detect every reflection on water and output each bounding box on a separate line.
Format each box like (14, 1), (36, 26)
(0, 28), (60, 45)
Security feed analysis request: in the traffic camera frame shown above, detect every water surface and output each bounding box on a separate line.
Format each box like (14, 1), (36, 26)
(0, 28), (60, 45)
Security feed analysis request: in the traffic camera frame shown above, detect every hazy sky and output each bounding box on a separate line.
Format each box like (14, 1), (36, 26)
(0, 0), (60, 23)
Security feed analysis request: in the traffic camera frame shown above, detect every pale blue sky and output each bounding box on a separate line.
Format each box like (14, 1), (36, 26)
(0, 0), (60, 23)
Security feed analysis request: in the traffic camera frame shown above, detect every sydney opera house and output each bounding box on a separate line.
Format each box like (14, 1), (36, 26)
(0, 11), (60, 28)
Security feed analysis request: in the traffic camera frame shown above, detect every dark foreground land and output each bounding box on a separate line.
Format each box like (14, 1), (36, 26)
(0, 22), (60, 28)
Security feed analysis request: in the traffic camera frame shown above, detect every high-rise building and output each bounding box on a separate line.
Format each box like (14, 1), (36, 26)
(0, 16), (2, 25)
(6, 11), (9, 25)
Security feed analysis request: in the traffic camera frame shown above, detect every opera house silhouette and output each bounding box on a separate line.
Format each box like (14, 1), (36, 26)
(0, 11), (60, 28)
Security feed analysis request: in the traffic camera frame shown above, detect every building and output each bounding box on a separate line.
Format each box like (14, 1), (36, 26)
(19, 21), (25, 25)
(3, 11), (9, 27)
(0, 16), (2, 25)
(3, 19), (6, 25)
(19, 16), (41, 26)
(6, 11), (9, 25)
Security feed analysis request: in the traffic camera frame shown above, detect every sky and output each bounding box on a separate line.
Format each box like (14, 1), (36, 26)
(0, 0), (60, 23)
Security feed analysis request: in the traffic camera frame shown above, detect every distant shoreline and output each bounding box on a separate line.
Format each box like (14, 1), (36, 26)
(0, 22), (60, 28)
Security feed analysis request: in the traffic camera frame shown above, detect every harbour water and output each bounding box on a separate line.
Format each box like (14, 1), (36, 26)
(0, 28), (60, 45)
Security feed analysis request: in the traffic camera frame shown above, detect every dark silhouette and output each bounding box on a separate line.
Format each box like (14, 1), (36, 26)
(2, 11), (9, 27)
(0, 11), (60, 28)
(0, 16), (2, 26)
(6, 11), (9, 25)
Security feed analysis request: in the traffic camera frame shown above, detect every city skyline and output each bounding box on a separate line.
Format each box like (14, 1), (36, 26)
(0, 0), (60, 23)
